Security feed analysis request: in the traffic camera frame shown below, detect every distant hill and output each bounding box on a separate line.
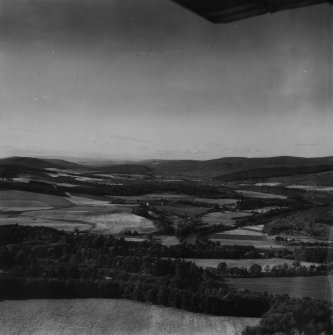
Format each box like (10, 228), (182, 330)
(214, 165), (333, 182)
(146, 156), (333, 178)
(0, 157), (82, 170)
(97, 164), (153, 175)
(2, 155), (333, 179)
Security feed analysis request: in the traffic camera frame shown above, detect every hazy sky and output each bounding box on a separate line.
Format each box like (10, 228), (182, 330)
(0, 0), (332, 160)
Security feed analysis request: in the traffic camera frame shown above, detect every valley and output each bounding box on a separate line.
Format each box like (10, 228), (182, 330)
(1, 155), (333, 335)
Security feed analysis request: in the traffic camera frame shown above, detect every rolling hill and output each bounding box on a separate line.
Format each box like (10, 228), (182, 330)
(0, 157), (82, 170)
(145, 156), (333, 178)
(214, 165), (333, 182)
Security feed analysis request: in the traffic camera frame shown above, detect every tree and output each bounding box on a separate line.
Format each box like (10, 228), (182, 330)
(157, 287), (169, 306)
(217, 262), (227, 276)
(249, 263), (262, 277)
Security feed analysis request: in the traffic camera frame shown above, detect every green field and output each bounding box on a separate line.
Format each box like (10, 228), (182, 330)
(227, 275), (333, 301)
(201, 211), (251, 227)
(0, 299), (260, 335)
(0, 190), (70, 211)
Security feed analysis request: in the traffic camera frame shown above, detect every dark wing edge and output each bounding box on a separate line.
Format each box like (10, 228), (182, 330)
(171, 0), (332, 23)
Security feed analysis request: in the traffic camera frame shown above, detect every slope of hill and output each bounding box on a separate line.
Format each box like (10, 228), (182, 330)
(215, 165), (333, 182)
(0, 157), (82, 170)
(96, 164), (153, 175)
(147, 156), (333, 178)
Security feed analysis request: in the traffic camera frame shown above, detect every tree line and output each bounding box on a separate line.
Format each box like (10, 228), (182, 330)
(206, 261), (326, 278)
(0, 225), (331, 335)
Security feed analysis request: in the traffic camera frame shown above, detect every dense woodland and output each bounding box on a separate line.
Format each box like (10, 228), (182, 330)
(0, 225), (331, 334)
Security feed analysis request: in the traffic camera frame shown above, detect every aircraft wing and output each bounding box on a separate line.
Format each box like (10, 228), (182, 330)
(171, 0), (332, 23)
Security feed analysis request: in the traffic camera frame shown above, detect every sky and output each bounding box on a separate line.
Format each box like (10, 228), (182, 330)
(0, 0), (332, 160)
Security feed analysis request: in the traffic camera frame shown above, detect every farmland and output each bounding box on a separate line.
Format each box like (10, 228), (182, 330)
(235, 190), (287, 200)
(0, 204), (156, 235)
(208, 236), (282, 249)
(0, 190), (70, 211)
(1, 156), (333, 335)
(0, 299), (260, 335)
(0, 191), (156, 234)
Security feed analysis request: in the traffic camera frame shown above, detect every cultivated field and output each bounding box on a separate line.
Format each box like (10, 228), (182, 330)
(221, 228), (264, 236)
(154, 235), (181, 246)
(201, 211), (251, 227)
(286, 185), (333, 192)
(193, 198), (239, 206)
(0, 190), (70, 211)
(227, 275), (333, 301)
(185, 258), (319, 270)
(91, 213), (156, 234)
(209, 233), (282, 249)
(235, 190), (287, 200)
(0, 192), (156, 234)
(0, 299), (260, 335)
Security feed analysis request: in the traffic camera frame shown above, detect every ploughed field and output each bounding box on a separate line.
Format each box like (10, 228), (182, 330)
(208, 225), (282, 249)
(227, 275), (333, 301)
(0, 299), (260, 335)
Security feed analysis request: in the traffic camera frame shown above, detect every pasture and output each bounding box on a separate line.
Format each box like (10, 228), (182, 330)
(201, 211), (251, 227)
(0, 299), (260, 335)
(227, 275), (333, 301)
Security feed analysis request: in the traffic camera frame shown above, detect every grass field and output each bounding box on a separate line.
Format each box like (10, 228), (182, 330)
(201, 211), (251, 227)
(0, 190), (70, 211)
(0, 299), (260, 335)
(185, 258), (319, 270)
(154, 205), (209, 216)
(227, 275), (333, 301)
